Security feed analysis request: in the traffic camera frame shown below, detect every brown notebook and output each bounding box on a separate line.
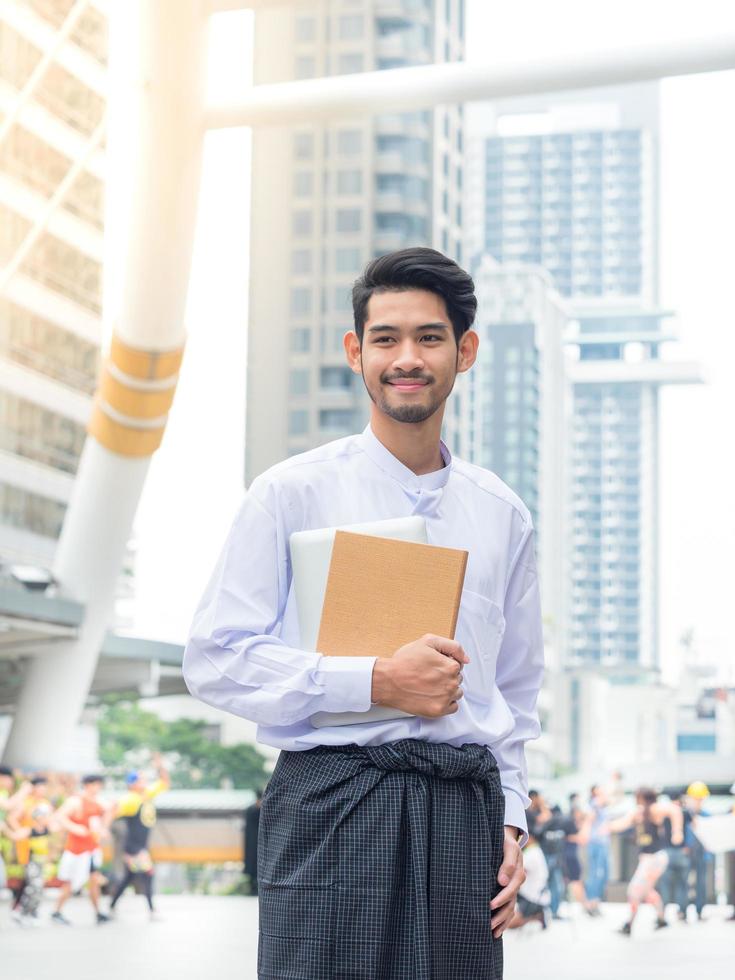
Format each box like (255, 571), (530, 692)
(316, 531), (468, 660)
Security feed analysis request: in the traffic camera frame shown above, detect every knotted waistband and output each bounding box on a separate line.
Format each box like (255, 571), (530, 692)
(302, 738), (498, 781)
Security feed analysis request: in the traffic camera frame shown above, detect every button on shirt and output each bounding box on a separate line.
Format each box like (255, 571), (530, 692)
(183, 425), (544, 837)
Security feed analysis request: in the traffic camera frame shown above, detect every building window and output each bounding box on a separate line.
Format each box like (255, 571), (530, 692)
(320, 366), (353, 390)
(295, 15), (316, 42)
(334, 285), (352, 312)
(338, 15), (364, 40)
(293, 171), (313, 196)
(295, 56), (316, 79)
(289, 369), (310, 396)
(288, 409), (309, 435)
(335, 247), (362, 273)
(336, 209), (361, 233)
(320, 408), (354, 431)
(291, 249), (312, 274)
(290, 287), (312, 315)
(336, 130), (363, 155)
(292, 210), (313, 236)
(290, 328), (311, 352)
(338, 53), (364, 75)
(337, 170), (363, 194)
(293, 132), (314, 160)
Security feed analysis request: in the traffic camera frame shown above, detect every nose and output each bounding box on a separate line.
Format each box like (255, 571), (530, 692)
(392, 340), (426, 373)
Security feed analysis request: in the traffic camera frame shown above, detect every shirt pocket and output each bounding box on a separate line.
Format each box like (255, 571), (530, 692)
(455, 588), (506, 696)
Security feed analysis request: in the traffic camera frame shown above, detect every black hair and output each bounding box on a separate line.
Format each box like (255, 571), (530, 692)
(352, 247), (477, 345)
(528, 789), (539, 799)
(82, 774), (104, 786)
(0, 765), (13, 778)
(30, 775), (47, 786)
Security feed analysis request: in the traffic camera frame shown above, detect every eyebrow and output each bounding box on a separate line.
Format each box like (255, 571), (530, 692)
(366, 322), (450, 334)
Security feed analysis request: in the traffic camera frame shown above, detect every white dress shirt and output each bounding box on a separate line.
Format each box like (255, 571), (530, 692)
(183, 424), (544, 837)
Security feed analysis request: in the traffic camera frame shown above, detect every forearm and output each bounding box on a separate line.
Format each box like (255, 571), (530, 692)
(184, 630), (376, 726)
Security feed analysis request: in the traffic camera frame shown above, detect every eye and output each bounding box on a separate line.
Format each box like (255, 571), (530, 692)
(373, 336), (394, 344)
(420, 334), (443, 342)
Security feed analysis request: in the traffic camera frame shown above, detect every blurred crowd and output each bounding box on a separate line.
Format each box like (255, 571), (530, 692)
(0, 755), (169, 928)
(512, 775), (735, 936)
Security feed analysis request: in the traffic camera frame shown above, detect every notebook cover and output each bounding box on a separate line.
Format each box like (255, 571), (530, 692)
(316, 531), (468, 659)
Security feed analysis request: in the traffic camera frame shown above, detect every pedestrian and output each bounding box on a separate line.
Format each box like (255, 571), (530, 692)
(0, 768), (31, 898)
(585, 784), (612, 917)
(562, 792), (589, 911)
(184, 248), (545, 979)
(684, 781), (714, 920)
(609, 787), (683, 936)
(530, 797), (567, 920)
(52, 774), (112, 925)
(6, 775), (53, 927)
(243, 788), (262, 896)
(508, 827), (549, 931)
(108, 754), (169, 920)
(659, 795), (690, 921)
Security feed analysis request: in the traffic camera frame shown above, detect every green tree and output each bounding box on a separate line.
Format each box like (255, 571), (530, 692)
(97, 699), (268, 791)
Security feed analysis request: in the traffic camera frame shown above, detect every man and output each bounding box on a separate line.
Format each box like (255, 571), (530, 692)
(684, 781), (713, 920)
(52, 774), (112, 926)
(660, 794), (690, 921)
(0, 768), (31, 896)
(562, 793), (589, 910)
(530, 798), (569, 920)
(108, 755), (169, 920)
(243, 788), (262, 896)
(508, 827), (549, 931)
(7, 775), (53, 926)
(184, 248), (544, 979)
(608, 787), (683, 936)
(585, 784), (612, 916)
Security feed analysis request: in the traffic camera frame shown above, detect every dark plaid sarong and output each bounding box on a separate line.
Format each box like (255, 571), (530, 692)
(257, 739), (505, 980)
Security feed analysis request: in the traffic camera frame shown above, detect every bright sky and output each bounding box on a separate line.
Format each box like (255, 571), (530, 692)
(131, 2), (735, 683)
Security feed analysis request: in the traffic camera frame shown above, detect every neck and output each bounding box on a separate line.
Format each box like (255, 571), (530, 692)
(369, 406), (446, 475)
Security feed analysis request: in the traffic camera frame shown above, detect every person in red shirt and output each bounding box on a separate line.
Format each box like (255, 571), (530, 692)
(51, 775), (113, 926)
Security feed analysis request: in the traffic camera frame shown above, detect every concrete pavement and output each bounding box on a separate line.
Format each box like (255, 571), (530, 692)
(1, 895), (732, 979)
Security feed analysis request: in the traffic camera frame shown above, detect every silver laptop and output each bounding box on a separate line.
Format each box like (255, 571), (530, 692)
(290, 516), (427, 728)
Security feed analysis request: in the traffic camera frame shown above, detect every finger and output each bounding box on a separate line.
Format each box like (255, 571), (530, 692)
(490, 902), (515, 933)
(490, 882), (518, 910)
(424, 635), (469, 664)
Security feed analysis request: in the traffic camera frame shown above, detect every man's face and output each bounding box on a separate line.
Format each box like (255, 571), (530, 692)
(84, 780), (102, 799)
(0, 774), (12, 794)
(345, 289), (477, 425)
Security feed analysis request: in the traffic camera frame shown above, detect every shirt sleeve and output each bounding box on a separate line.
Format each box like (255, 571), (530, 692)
(182, 486), (376, 726)
(116, 792), (141, 818)
(494, 522), (544, 848)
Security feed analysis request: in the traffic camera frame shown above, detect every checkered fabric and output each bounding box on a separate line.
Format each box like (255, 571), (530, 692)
(257, 739), (505, 980)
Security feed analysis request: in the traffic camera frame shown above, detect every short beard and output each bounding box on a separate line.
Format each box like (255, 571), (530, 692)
(361, 369), (456, 424)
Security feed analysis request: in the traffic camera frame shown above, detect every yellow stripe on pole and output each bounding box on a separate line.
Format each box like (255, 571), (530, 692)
(88, 402), (166, 457)
(99, 365), (177, 419)
(110, 334), (185, 381)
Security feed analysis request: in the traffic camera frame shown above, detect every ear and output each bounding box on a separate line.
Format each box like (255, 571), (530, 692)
(456, 329), (479, 374)
(344, 330), (362, 374)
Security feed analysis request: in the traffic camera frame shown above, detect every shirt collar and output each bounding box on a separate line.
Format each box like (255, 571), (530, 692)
(358, 424), (452, 492)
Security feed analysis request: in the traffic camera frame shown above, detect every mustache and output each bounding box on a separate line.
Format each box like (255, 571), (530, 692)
(381, 372), (433, 384)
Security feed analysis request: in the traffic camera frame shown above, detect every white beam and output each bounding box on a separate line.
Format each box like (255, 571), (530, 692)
(206, 35), (735, 129)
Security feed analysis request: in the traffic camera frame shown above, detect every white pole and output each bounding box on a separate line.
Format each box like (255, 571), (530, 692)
(205, 35), (735, 129)
(2, 0), (209, 770)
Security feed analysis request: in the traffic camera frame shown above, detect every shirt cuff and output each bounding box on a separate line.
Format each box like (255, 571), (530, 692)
(315, 656), (377, 714)
(503, 790), (530, 848)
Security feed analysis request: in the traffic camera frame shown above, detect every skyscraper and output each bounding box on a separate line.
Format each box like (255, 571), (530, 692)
(468, 84), (704, 675)
(0, 2), (106, 566)
(246, 0), (466, 483)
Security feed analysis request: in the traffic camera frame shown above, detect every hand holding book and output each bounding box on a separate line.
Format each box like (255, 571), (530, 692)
(370, 633), (469, 718)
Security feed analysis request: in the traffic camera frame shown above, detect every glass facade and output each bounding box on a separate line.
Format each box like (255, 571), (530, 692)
(0, 2), (106, 558)
(247, 0), (466, 477)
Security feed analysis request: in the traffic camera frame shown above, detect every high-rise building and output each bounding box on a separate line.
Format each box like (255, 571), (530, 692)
(246, 0), (466, 482)
(468, 84), (704, 676)
(0, 2), (106, 566)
